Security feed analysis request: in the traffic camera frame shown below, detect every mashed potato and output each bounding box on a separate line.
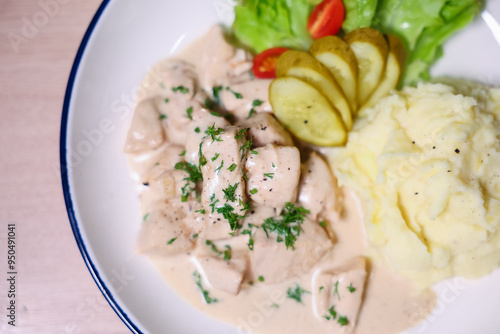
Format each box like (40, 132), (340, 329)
(332, 82), (500, 288)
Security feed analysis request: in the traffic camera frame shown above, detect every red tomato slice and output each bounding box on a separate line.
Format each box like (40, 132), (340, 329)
(252, 47), (289, 79)
(307, 0), (345, 39)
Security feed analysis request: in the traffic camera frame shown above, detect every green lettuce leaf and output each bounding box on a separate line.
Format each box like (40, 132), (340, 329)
(402, 1), (480, 85)
(232, 0), (313, 54)
(343, 0), (481, 85)
(342, 0), (378, 33)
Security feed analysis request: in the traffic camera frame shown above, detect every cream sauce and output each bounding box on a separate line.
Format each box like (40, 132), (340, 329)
(126, 26), (436, 334)
(146, 189), (434, 334)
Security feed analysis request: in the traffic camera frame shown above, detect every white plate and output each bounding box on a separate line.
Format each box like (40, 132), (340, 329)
(60, 1), (500, 333)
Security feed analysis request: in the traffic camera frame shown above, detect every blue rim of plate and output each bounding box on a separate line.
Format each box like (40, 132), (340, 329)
(59, 1), (142, 333)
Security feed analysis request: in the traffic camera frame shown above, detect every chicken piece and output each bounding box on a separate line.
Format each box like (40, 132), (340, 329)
(147, 169), (194, 201)
(237, 113), (293, 147)
(158, 98), (203, 147)
(126, 143), (184, 185)
(200, 126), (248, 239)
(192, 236), (249, 295)
(140, 59), (197, 101)
(246, 145), (301, 210)
(250, 218), (333, 283)
(220, 79), (273, 122)
(135, 202), (195, 257)
(124, 97), (165, 154)
(145, 61), (201, 146)
(184, 108), (230, 165)
(196, 25), (253, 91)
(311, 258), (367, 333)
(299, 152), (342, 221)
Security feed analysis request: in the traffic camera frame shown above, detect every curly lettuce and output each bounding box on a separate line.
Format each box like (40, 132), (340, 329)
(343, 0), (481, 85)
(342, 0), (378, 33)
(232, 0), (314, 53)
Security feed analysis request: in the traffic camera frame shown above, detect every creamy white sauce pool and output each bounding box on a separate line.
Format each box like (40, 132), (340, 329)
(125, 26), (435, 334)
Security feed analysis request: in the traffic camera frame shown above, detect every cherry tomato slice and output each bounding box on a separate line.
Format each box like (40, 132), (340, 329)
(307, 0), (345, 39)
(252, 47), (289, 79)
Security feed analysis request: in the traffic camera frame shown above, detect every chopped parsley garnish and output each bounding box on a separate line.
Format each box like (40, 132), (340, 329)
(248, 281), (254, 286)
(204, 86), (223, 110)
(172, 85), (189, 94)
(323, 306), (349, 326)
(198, 142), (207, 168)
(252, 99), (264, 107)
(193, 271), (218, 304)
(216, 203), (244, 230)
(142, 213), (150, 222)
(209, 194), (219, 214)
(319, 221), (327, 228)
(247, 100), (263, 119)
(239, 199), (253, 215)
(164, 98), (170, 103)
(166, 237), (177, 245)
(205, 240), (231, 260)
(338, 316), (349, 326)
(212, 153), (220, 161)
(213, 85), (223, 101)
(224, 245), (232, 261)
(179, 150), (186, 156)
(215, 161), (224, 174)
(235, 128), (248, 140)
(241, 228), (254, 250)
(195, 209), (206, 214)
(186, 106), (193, 120)
(323, 305), (337, 320)
(347, 283), (356, 293)
(204, 97), (216, 110)
(250, 188), (258, 195)
(263, 173), (274, 179)
(286, 284), (310, 304)
(228, 163), (237, 172)
(260, 203), (309, 250)
(192, 233), (199, 239)
(174, 161), (203, 202)
(271, 162), (276, 168)
(223, 183), (239, 202)
(258, 276), (265, 282)
(195, 127), (201, 133)
(319, 286), (324, 292)
(235, 129), (255, 160)
(333, 281), (341, 301)
(247, 109), (256, 119)
(159, 114), (167, 120)
(206, 124), (225, 142)
(242, 168), (249, 182)
(271, 303), (279, 308)
(226, 86), (243, 99)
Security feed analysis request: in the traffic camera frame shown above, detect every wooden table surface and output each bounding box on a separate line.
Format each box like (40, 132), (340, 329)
(0, 1), (129, 333)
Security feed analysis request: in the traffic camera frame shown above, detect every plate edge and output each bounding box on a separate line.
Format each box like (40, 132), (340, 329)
(59, 1), (143, 333)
